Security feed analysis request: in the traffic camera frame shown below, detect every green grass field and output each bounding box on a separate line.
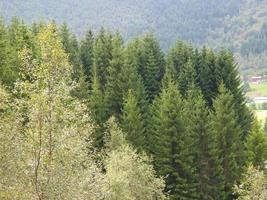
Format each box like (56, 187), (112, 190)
(247, 81), (267, 97)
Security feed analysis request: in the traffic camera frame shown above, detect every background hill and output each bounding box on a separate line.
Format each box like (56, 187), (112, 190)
(1, 0), (267, 75)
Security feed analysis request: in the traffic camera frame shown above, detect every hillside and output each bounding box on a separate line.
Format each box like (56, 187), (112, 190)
(1, 0), (267, 74)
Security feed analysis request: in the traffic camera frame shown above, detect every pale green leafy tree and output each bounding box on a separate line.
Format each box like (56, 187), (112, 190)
(14, 23), (106, 200)
(104, 117), (167, 200)
(234, 165), (267, 200)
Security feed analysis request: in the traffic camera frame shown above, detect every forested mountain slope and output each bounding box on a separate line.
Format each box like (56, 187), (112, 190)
(1, 0), (267, 73)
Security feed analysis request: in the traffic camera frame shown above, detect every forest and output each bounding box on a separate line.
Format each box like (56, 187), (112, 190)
(0, 17), (267, 200)
(3, 0), (267, 75)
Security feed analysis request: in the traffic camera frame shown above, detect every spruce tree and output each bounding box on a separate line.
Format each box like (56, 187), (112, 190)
(198, 47), (218, 106)
(80, 29), (94, 85)
(166, 40), (193, 80)
(105, 33), (125, 117)
(89, 73), (107, 148)
(245, 120), (267, 170)
(141, 33), (165, 102)
(148, 80), (197, 200)
(184, 86), (225, 200)
(215, 50), (253, 138)
(93, 28), (113, 91)
(121, 90), (145, 150)
(211, 83), (244, 199)
(178, 59), (197, 96)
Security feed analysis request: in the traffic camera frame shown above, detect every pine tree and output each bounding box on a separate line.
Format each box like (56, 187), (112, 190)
(211, 83), (244, 199)
(184, 86), (225, 200)
(105, 33), (125, 117)
(80, 29), (94, 85)
(121, 90), (145, 150)
(246, 120), (267, 170)
(148, 80), (197, 200)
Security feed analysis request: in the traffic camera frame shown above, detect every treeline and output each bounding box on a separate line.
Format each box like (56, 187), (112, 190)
(0, 18), (267, 200)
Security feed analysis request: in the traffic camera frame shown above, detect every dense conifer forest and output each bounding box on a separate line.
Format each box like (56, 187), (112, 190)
(0, 18), (267, 199)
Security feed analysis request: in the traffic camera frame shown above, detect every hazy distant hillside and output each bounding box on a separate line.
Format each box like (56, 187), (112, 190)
(1, 0), (267, 74)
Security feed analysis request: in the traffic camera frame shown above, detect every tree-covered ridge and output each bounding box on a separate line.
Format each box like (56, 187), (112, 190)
(0, 19), (267, 199)
(3, 0), (267, 75)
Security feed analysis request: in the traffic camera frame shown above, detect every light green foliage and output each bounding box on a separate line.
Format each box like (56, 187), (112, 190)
(234, 165), (267, 200)
(0, 85), (27, 199)
(13, 23), (105, 199)
(104, 117), (167, 200)
(246, 120), (267, 170)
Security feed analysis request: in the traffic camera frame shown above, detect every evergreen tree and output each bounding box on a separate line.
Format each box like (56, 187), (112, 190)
(123, 39), (148, 120)
(148, 80), (197, 199)
(0, 19), (14, 86)
(178, 59), (197, 96)
(198, 47), (218, 106)
(141, 33), (165, 102)
(89, 73), (107, 148)
(59, 23), (81, 81)
(121, 90), (145, 150)
(215, 50), (253, 138)
(93, 28), (113, 91)
(184, 86), (225, 200)
(69, 34), (82, 81)
(80, 29), (94, 84)
(105, 33), (125, 117)
(245, 120), (267, 170)
(166, 40), (193, 80)
(211, 84), (244, 199)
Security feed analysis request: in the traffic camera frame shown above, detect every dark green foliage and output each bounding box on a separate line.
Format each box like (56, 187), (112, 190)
(59, 23), (82, 81)
(148, 80), (197, 200)
(211, 84), (244, 199)
(215, 50), (253, 138)
(105, 33), (125, 117)
(141, 33), (165, 102)
(167, 41), (194, 80)
(184, 86), (225, 200)
(246, 120), (267, 170)
(80, 29), (94, 85)
(121, 90), (145, 150)
(197, 47), (218, 106)
(93, 28), (113, 91)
